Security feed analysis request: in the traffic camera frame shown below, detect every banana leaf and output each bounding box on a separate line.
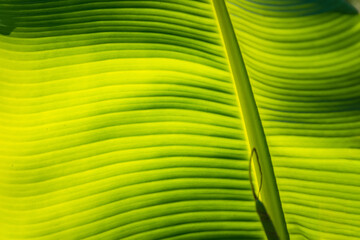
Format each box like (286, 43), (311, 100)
(0, 0), (359, 239)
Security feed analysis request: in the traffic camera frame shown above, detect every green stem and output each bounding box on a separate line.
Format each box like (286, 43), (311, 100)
(211, 1), (289, 239)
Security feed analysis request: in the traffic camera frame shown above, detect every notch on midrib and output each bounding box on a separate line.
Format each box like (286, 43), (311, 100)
(211, 0), (289, 239)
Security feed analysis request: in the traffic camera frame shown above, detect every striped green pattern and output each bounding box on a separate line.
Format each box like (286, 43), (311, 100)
(0, 1), (266, 239)
(2, 0), (360, 239)
(226, 0), (360, 239)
